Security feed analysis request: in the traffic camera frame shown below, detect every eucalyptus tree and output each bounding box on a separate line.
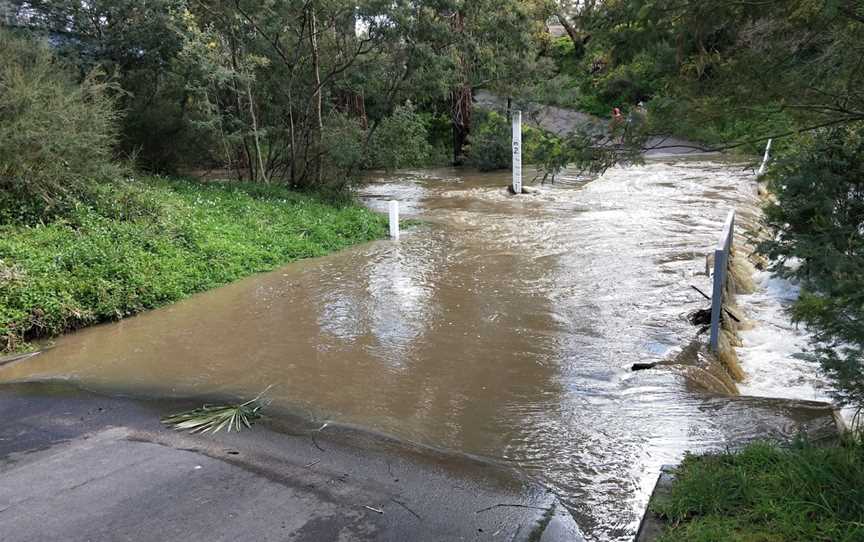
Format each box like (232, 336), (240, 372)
(554, 0), (597, 57)
(5, 0), (558, 181)
(438, 0), (553, 163)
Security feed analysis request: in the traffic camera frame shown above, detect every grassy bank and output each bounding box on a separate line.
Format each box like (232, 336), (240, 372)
(0, 177), (387, 353)
(651, 440), (864, 541)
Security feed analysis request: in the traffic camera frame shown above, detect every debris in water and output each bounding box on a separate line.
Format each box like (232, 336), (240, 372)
(161, 387), (272, 434)
(688, 308), (712, 327)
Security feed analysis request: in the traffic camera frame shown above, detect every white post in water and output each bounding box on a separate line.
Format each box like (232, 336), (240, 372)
(512, 110), (522, 194)
(757, 138), (773, 177)
(388, 200), (400, 240)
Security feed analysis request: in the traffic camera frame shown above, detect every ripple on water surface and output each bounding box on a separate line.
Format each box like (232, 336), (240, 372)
(0, 159), (831, 541)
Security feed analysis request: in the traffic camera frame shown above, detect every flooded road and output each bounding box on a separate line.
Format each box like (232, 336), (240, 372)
(0, 159), (833, 540)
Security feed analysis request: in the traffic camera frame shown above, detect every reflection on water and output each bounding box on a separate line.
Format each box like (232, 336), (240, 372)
(0, 159), (832, 541)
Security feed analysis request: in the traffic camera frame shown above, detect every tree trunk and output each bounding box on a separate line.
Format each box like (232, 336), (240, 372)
(246, 81), (268, 183)
(309, 5), (324, 185)
(451, 83), (472, 165)
(450, 10), (471, 165)
(333, 7), (368, 129)
(556, 11), (581, 48)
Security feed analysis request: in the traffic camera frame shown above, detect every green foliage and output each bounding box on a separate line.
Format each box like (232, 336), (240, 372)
(592, 47), (674, 106)
(320, 113), (367, 188)
(539, 28), (677, 120)
(653, 440), (864, 541)
(760, 126), (864, 411)
(574, 92), (611, 118)
(11, 0), (554, 183)
(0, 30), (121, 215)
(0, 177), (387, 352)
(649, 97), (796, 151)
(464, 110), (556, 171)
(368, 104), (434, 170)
(19, 0), (195, 172)
(549, 36), (583, 76)
(466, 110), (512, 171)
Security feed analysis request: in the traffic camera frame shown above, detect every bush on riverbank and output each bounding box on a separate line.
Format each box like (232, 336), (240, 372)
(652, 439), (864, 541)
(465, 110), (567, 172)
(0, 30), (122, 220)
(0, 177), (387, 352)
(760, 126), (864, 415)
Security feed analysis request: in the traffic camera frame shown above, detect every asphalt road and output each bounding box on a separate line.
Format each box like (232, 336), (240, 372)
(0, 382), (583, 542)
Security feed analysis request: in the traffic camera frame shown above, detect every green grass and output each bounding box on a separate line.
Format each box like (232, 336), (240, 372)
(0, 176), (387, 352)
(652, 440), (864, 542)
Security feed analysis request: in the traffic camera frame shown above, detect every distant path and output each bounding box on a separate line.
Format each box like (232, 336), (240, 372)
(474, 90), (712, 157)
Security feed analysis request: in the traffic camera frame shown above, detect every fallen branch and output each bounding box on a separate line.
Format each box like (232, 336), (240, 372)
(691, 285), (711, 300)
(689, 285), (742, 322)
(310, 422), (329, 452)
(161, 386), (272, 434)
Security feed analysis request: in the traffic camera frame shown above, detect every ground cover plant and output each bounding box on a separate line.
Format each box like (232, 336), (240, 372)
(0, 177), (387, 352)
(652, 439), (864, 542)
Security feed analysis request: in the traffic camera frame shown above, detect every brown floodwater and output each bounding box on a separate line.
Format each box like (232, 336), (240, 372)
(0, 159), (832, 540)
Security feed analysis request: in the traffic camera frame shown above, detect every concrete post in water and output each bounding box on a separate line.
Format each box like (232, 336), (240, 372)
(756, 138), (773, 178)
(512, 110), (522, 194)
(388, 200), (400, 240)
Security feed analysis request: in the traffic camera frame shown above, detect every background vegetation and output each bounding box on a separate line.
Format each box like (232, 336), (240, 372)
(761, 126), (864, 414)
(0, 31), (121, 219)
(2, 0), (558, 185)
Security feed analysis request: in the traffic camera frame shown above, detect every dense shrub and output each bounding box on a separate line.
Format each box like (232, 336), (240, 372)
(0, 30), (120, 218)
(466, 110), (512, 171)
(760, 125), (864, 413)
(368, 104), (434, 170)
(549, 36), (584, 75)
(321, 112), (367, 191)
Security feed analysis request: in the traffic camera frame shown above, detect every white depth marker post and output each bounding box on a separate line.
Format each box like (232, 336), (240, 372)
(388, 200), (400, 240)
(512, 110), (522, 194)
(757, 138), (773, 177)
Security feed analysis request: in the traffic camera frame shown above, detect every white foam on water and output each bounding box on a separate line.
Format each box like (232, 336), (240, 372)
(736, 270), (835, 403)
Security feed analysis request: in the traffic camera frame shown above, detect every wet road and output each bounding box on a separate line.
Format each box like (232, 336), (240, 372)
(0, 159), (830, 540)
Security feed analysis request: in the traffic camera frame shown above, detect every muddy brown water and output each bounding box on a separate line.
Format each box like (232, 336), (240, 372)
(0, 158), (830, 541)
